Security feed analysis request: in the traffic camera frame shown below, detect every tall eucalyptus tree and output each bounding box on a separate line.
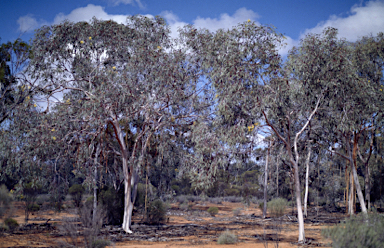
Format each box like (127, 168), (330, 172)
(28, 16), (207, 233)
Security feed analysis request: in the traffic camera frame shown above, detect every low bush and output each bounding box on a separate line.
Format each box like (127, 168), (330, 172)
(207, 206), (219, 216)
(0, 185), (12, 218)
(223, 196), (242, 203)
(4, 218), (18, 232)
(175, 195), (187, 204)
(68, 184), (85, 208)
(28, 203), (40, 212)
(146, 199), (167, 224)
(91, 239), (111, 248)
(171, 185), (180, 195)
(179, 202), (189, 211)
(233, 208), (242, 216)
(259, 202), (264, 212)
(322, 212), (384, 248)
(98, 187), (124, 225)
(208, 197), (223, 205)
(217, 230), (237, 244)
(267, 198), (287, 218)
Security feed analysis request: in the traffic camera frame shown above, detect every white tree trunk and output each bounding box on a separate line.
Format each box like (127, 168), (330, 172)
(351, 162), (367, 214)
(293, 161), (305, 242)
(122, 176), (133, 233)
(303, 145), (311, 217)
(348, 171), (354, 215)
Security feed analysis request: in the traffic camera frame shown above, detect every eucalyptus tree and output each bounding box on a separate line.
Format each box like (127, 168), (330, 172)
(28, 16), (207, 233)
(314, 32), (384, 215)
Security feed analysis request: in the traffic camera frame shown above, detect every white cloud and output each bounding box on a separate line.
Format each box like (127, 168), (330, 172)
(161, 11), (188, 39)
(109, 0), (144, 9)
(302, 0), (384, 41)
(53, 4), (129, 24)
(277, 35), (297, 58)
(17, 15), (48, 33)
(161, 8), (260, 40)
(193, 7), (260, 32)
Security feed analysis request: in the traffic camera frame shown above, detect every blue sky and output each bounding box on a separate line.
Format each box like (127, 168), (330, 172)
(1, 0), (384, 56)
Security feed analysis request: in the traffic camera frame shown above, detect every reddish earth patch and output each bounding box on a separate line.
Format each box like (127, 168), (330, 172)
(0, 201), (339, 247)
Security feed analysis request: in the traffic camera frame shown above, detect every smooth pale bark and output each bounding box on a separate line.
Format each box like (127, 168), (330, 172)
(348, 171), (354, 215)
(109, 114), (136, 233)
(357, 133), (374, 211)
(303, 145), (311, 217)
(261, 88), (321, 243)
(263, 144), (270, 218)
(347, 133), (367, 215)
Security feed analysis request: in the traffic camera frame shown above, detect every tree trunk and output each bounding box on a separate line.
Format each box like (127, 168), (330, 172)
(276, 160), (279, 198)
(263, 144), (270, 218)
(348, 171), (354, 215)
(304, 145), (311, 217)
(92, 143), (101, 226)
(93, 165), (98, 225)
(109, 116), (135, 233)
(352, 135), (367, 214)
(293, 160), (305, 242)
(365, 165), (370, 210)
(122, 170), (133, 233)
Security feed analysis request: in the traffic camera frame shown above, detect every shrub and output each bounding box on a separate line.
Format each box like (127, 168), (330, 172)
(91, 239), (111, 248)
(98, 187), (124, 225)
(217, 230), (237, 244)
(259, 202), (264, 212)
(179, 202), (189, 211)
(224, 188), (240, 196)
(176, 195), (187, 204)
(223, 196), (242, 203)
(208, 197), (223, 205)
(4, 218), (18, 232)
(322, 212), (384, 248)
(207, 206), (219, 217)
(171, 185), (180, 195)
(22, 182), (42, 222)
(0, 184), (12, 218)
(267, 198), (287, 218)
(146, 199), (167, 224)
(28, 203), (40, 212)
(68, 184), (85, 208)
(233, 208), (242, 216)
(135, 183), (157, 208)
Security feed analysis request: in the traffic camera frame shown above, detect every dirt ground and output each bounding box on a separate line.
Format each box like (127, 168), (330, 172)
(0, 201), (341, 248)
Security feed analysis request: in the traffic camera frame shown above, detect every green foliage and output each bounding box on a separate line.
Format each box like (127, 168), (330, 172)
(98, 187), (124, 225)
(22, 181), (42, 221)
(207, 206), (219, 216)
(259, 202), (264, 212)
(224, 188), (240, 196)
(171, 185), (180, 195)
(146, 199), (167, 224)
(267, 198), (287, 218)
(28, 203), (40, 212)
(217, 230), (238, 244)
(0, 184), (12, 217)
(68, 184), (85, 208)
(322, 212), (384, 248)
(135, 183), (156, 208)
(4, 217), (18, 232)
